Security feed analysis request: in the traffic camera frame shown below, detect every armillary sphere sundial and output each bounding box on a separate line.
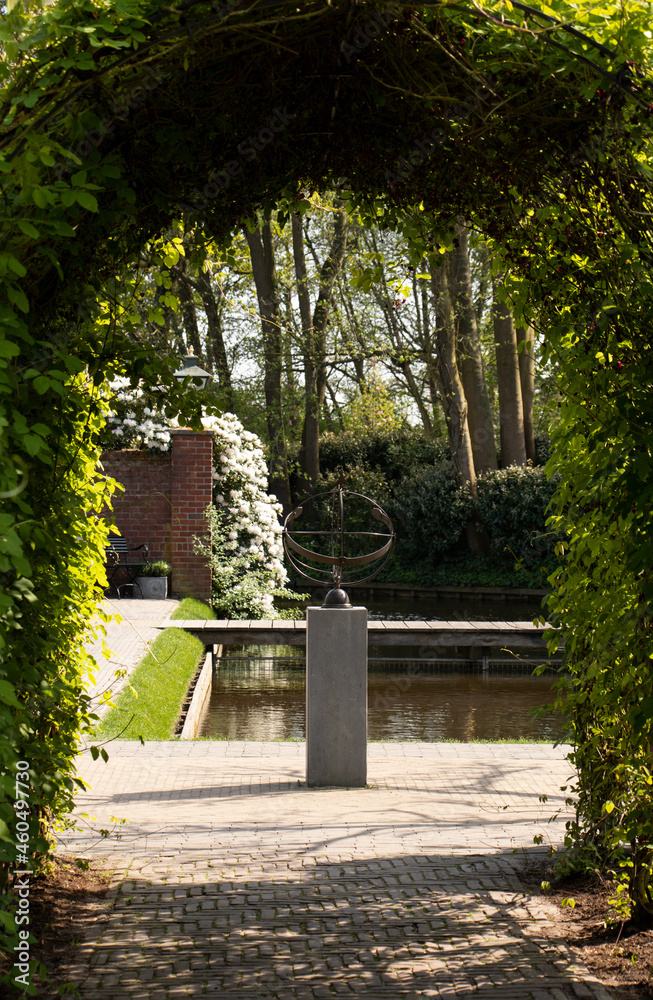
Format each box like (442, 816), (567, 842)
(282, 474), (395, 608)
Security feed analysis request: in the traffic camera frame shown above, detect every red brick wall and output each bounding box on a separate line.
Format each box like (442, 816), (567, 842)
(101, 450), (173, 563)
(171, 430), (214, 601)
(100, 430), (213, 601)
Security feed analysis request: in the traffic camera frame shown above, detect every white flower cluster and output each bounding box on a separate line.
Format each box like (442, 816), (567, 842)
(203, 412), (288, 601)
(106, 378), (172, 452)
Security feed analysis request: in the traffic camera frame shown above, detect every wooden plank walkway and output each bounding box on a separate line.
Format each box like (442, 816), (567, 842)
(159, 619), (553, 648)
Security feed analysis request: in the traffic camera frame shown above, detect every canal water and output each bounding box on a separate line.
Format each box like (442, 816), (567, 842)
(196, 594), (565, 743)
(196, 656), (564, 742)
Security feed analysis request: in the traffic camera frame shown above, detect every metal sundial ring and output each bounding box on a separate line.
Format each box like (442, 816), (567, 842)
(282, 478), (395, 607)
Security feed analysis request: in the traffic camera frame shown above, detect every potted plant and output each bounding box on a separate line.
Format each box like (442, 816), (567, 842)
(135, 560), (172, 599)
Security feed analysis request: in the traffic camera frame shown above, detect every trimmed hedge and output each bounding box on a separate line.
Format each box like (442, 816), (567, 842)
(390, 463), (558, 570)
(288, 429), (559, 587)
(289, 429), (450, 500)
(390, 464), (474, 562)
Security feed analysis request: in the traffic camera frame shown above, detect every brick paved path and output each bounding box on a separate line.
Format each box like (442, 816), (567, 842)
(61, 741), (615, 999)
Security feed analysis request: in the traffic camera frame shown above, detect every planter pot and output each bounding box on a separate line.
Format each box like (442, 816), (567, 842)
(135, 576), (168, 600)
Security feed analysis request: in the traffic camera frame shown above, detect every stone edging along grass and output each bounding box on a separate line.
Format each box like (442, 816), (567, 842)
(94, 599), (214, 741)
(176, 650), (214, 739)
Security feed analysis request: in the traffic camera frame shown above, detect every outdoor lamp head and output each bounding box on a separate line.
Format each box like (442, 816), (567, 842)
(173, 354), (212, 391)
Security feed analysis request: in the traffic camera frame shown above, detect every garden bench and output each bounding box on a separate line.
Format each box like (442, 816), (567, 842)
(105, 536), (149, 598)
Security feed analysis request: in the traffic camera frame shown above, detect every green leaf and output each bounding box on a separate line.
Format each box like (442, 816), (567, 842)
(7, 255), (26, 277)
(0, 340), (19, 359)
(23, 434), (44, 457)
(637, 695), (653, 720)
(0, 679), (21, 708)
(7, 286), (29, 313)
(31, 187), (49, 209)
(75, 191), (99, 212)
(17, 220), (40, 238)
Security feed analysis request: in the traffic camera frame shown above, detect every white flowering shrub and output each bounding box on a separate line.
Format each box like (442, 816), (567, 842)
(103, 377), (172, 452)
(197, 412), (296, 618)
(102, 388), (297, 617)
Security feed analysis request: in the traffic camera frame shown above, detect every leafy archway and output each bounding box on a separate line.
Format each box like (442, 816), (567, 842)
(2, 0), (653, 961)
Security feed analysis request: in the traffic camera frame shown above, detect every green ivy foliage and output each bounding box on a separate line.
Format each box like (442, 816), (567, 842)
(544, 326), (653, 922)
(0, 377), (116, 968)
(0, 1), (212, 978)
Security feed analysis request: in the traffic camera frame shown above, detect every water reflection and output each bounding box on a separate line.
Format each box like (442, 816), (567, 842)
(197, 658), (565, 743)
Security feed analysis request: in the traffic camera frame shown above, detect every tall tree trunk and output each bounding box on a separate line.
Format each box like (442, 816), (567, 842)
(194, 267), (234, 410)
(399, 356), (435, 438)
(378, 290), (435, 440)
(243, 218), (291, 511)
(370, 235), (435, 440)
(281, 283), (301, 436)
(426, 371), (443, 436)
(429, 256), (476, 491)
(175, 256), (203, 359)
(337, 274), (367, 389)
(453, 224), (498, 475)
(292, 213), (316, 495)
(493, 283), (527, 467)
(294, 207), (347, 492)
(146, 283), (178, 355)
(408, 272), (436, 439)
(322, 395), (335, 433)
(168, 305), (186, 357)
(421, 310), (445, 438)
(430, 255), (487, 553)
(517, 325), (536, 462)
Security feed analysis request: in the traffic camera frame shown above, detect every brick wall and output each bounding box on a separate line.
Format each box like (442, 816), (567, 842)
(171, 430), (214, 601)
(101, 430), (214, 601)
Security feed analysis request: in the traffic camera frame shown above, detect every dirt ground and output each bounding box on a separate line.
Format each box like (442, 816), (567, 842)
(2, 854), (653, 997)
(518, 855), (653, 1000)
(0, 856), (112, 996)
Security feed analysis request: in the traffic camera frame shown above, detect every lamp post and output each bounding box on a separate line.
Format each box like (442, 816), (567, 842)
(173, 354), (212, 391)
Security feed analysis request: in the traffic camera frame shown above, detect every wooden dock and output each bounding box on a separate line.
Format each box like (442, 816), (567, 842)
(160, 619), (554, 649)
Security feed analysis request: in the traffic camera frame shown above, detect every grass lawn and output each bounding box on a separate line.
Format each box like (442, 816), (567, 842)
(95, 598), (216, 741)
(170, 598), (215, 620)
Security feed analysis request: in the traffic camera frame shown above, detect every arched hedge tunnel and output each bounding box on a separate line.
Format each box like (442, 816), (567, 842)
(2, 0), (653, 926)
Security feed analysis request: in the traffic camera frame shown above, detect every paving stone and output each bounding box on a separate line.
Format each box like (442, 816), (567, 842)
(53, 601), (620, 1000)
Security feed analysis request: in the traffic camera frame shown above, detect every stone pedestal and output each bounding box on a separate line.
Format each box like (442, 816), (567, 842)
(306, 606), (367, 787)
